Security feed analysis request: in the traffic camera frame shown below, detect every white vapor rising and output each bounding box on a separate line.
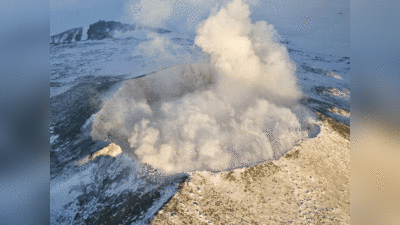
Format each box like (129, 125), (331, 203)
(92, 0), (313, 174)
(132, 32), (199, 68)
(128, 0), (175, 28)
(194, 0), (301, 106)
(122, 0), (258, 32)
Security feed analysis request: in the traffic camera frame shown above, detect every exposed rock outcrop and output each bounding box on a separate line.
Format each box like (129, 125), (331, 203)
(87, 20), (135, 40)
(51, 27), (83, 44)
(87, 20), (171, 40)
(50, 20), (172, 44)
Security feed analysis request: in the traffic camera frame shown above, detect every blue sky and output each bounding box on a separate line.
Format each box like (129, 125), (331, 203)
(50, 0), (349, 39)
(50, 0), (129, 35)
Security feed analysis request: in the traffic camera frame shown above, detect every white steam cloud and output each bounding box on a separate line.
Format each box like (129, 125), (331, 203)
(123, 0), (258, 32)
(128, 0), (175, 28)
(132, 32), (198, 68)
(92, 0), (314, 174)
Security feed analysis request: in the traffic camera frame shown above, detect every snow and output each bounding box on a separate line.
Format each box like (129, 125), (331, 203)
(113, 29), (151, 40)
(50, 134), (59, 145)
(50, 31), (205, 97)
(50, 163), (97, 224)
(328, 106), (350, 118)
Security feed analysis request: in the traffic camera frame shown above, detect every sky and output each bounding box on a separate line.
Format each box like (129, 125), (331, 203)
(50, 0), (129, 35)
(50, 0), (349, 57)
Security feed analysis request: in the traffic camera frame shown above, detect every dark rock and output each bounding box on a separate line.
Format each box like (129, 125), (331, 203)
(154, 28), (171, 34)
(51, 27), (83, 44)
(300, 63), (328, 75)
(51, 21), (172, 43)
(87, 20), (171, 40)
(87, 20), (135, 40)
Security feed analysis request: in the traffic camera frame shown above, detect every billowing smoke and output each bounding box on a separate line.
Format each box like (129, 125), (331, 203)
(132, 32), (199, 69)
(194, 0), (301, 106)
(127, 0), (175, 28)
(92, 0), (314, 174)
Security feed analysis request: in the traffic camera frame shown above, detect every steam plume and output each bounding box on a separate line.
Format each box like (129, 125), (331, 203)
(92, 0), (312, 174)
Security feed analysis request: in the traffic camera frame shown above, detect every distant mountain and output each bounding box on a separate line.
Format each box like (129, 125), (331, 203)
(87, 20), (134, 40)
(87, 20), (171, 40)
(51, 27), (83, 44)
(50, 20), (172, 44)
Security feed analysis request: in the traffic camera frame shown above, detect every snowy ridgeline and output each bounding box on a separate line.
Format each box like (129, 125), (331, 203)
(51, 27), (83, 44)
(50, 20), (171, 45)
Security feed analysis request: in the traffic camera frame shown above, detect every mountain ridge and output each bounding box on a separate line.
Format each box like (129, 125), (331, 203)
(51, 20), (172, 44)
(51, 27), (83, 45)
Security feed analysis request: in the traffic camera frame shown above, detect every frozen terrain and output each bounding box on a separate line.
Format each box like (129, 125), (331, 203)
(151, 114), (350, 224)
(50, 0), (349, 224)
